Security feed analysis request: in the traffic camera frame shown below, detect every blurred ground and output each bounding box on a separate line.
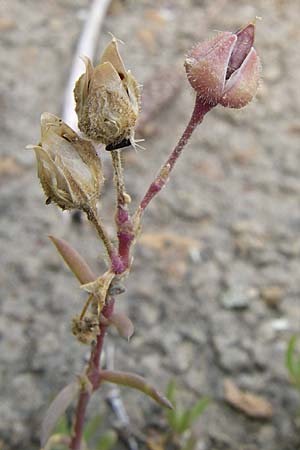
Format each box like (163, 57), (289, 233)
(1, 0), (300, 449)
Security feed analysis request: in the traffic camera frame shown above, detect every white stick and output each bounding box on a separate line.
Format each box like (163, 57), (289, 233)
(62, 0), (112, 130)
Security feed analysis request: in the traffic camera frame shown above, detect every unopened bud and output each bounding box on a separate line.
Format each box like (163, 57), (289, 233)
(185, 23), (260, 109)
(28, 113), (103, 211)
(74, 37), (141, 148)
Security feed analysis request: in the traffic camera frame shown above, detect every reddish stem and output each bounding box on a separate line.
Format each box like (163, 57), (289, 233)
(139, 95), (214, 212)
(69, 298), (114, 450)
(69, 392), (90, 450)
(116, 206), (134, 271)
(69, 96), (214, 450)
(110, 150), (135, 274)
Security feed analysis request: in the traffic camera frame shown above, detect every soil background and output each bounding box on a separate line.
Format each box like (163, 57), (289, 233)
(1, 0), (300, 449)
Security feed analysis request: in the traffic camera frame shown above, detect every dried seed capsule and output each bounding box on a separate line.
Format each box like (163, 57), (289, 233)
(74, 37), (141, 148)
(28, 113), (103, 211)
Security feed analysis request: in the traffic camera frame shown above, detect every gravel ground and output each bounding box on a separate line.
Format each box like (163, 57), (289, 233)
(1, 0), (300, 449)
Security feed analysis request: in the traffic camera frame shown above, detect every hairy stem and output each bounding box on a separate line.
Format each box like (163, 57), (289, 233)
(135, 95), (214, 219)
(69, 299), (114, 450)
(84, 206), (124, 273)
(110, 150), (134, 271)
(110, 150), (127, 207)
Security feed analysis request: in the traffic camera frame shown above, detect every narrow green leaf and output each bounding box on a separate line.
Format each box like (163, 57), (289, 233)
(171, 397), (211, 434)
(166, 408), (184, 433)
(296, 355), (300, 381)
(176, 409), (192, 434)
(286, 335), (298, 381)
(186, 396), (211, 425)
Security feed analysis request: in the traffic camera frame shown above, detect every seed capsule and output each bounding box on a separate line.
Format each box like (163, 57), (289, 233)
(74, 37), (141, 148)
(185, 23), (260, 109)
(28, 113), (103, 211)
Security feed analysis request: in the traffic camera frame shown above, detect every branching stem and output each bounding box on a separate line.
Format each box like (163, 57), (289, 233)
(69, 96), (214, 450)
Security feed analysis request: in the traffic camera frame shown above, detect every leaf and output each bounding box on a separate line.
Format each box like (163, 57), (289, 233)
(224, 379), (273, 419)
(49, 235), (96, 284)
(285, 335), (297, 381)
(176, 410), (192, 434)
(41, 382), (80, 448)
(108, 312), (134, 340)
(296, 356), (300, 381)
(100, 370), (173, 409)
(167, 409), (184, 434)
(96, 430), (118, 450)
(175, 397), (210, 434)
(165, 380), (180, 431)
(186, 396), (211, 426)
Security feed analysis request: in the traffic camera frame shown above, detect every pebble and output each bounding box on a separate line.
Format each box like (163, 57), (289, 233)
(221, 285), (257, 310)
(260, 286), (283, 308)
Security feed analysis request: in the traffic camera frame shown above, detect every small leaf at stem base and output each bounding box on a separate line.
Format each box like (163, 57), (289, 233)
(49, 235), (95, 284)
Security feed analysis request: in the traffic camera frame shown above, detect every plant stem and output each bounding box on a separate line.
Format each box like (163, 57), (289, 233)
(69, 299), (114, 450)
(110, 150), (127, 207)
(110, 150), (135, 271)
(135, 95), (214, 218)
(69, 391), (90, 450)
(69, 96), (213, 450)
(84, 205), (123, 273)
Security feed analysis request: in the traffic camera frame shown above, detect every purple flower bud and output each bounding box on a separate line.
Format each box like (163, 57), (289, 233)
(185, 23), (260, 109)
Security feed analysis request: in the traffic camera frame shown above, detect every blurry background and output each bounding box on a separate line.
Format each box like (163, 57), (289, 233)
(1, 0), (300, 449)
